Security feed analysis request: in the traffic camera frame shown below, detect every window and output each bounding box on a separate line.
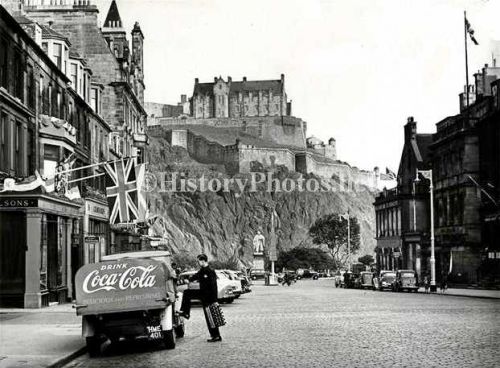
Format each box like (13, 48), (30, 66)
(53, 43), (62, 70)
(27, 128), (34, 175)
(14, 121), (22, 175)
(14, 49), (24, 100)
(0, 113), (6, 171)
(0, 39), (7, 88)
(70, 63), (77, 90)
(90, 88), (98, 113)
(27, 64), (35, 109)
(42, 42), (48, 54)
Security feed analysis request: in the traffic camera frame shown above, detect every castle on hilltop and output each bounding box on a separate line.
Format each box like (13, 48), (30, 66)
(147, 75), (393, 190)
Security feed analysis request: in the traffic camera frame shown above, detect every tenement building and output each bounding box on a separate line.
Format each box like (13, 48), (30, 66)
(14, 0), (150, 254)
(0, 5), (112, 307)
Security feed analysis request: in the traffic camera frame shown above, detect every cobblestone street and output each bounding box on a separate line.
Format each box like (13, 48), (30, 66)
(64, 280), (500, 368)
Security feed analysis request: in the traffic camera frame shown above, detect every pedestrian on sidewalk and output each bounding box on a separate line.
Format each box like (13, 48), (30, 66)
(179, 254), (224, 342)
(423, 275), (430, 293)
(440, 273), (448, 293)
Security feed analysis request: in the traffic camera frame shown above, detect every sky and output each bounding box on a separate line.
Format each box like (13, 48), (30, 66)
(95, 0), (500, 172)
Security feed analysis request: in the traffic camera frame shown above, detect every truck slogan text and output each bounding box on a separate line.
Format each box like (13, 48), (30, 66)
(82, 264), (158, 293)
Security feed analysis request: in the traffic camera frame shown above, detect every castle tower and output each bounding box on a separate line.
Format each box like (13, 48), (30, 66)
(102, 0), (129, 61)
(131, 21), (145, 105)
(0, 0), (23, 14)
(326, 137), (337, 161)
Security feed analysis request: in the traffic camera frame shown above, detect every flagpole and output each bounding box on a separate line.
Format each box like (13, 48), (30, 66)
(464, 10), (469, 110)
(67, 172), (106, 184)
(45, 156), (138, 178)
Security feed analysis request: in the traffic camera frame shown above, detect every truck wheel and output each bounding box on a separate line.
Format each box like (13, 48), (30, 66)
(174, 322), (185, 338)
(163, 329), (176, 350)
(86, 337), (101, 357)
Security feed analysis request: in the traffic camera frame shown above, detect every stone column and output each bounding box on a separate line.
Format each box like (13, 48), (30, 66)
(25, 210), (42, 308)
(415, 243), (421, 279)
(408, 243), (414, 270)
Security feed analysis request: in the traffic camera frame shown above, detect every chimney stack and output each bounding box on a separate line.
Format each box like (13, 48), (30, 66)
(228, 76), (232, 83)
(195, 78), (199, 84)
(281, 74), (285, 82)
(243, 76), (247, 82)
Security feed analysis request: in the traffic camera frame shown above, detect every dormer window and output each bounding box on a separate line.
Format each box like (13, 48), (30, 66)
(53, 43), (62, 70)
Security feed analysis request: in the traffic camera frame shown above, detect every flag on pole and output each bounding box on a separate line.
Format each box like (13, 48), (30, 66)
(104, 158), (139, 224)
(418, 170), (432, 181)
(465, 16), (479, 45)
(386, 167), (397, 180)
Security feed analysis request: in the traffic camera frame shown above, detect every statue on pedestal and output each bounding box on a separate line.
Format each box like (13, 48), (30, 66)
(253, 231), (265, 254)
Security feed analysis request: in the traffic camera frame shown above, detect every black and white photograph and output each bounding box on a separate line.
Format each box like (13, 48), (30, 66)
(0, 0), (499, 367)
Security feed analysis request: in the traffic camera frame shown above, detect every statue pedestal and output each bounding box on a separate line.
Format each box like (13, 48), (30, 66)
(253, 252), (265, 273)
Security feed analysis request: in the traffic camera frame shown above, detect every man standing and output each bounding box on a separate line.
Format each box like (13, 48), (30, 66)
(179, 254), (222, 342)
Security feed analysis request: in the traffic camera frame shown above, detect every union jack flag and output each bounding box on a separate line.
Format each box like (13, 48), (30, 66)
(104, 158), (139, 224)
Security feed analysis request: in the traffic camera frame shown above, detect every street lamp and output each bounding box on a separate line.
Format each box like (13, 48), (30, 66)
(415, 169), (436, 292)
(339, 211), (350, 272)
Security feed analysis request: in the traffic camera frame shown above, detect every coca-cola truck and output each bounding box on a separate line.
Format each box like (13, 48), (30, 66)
(74, 251), (184, 356)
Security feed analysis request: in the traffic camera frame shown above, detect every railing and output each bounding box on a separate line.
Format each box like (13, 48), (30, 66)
(23, 0), (93, 8)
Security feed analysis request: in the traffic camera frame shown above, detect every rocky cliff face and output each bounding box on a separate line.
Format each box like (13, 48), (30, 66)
(146, 136), (376, 267)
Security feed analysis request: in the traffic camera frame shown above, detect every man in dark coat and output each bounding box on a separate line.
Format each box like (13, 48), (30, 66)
(179, 254), (222, 342)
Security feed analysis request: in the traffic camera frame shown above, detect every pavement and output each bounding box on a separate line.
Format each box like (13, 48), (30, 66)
(0, 304), (84, 368)
(0, 283), (499, 368)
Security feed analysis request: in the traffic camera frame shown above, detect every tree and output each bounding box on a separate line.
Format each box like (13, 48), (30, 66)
(171, 252), (199, 271)
(276, 247), (334, 271)
(358, 254), (374, 266)
(309, 213), (361, 269)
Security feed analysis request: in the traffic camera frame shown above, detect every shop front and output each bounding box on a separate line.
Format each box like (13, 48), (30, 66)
(82, 198), (110, 265)
(0, 193), (81, 308)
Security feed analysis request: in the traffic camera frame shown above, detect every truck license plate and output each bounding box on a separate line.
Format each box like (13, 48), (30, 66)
(147, 325), (162, 339)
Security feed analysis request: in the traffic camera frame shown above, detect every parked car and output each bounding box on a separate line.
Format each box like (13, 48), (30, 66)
(219, 270), (243, 298)
(236, 271), (252, 293)
(302, 270), (319, 280)
(250, 269), (266, 280)
(393, 270), (419, 292)
(359, 271), (374, 289)
(178, 270), (236, 303)
(343, 271), (357, 288)
(373, 270), (397, 291)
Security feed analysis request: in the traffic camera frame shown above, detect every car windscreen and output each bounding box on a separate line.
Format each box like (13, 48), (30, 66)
(382, 273), (396, 278)
(401, 272), (415, 278)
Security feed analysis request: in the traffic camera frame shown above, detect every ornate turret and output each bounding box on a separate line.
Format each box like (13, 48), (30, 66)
(102, 0), (128, 60)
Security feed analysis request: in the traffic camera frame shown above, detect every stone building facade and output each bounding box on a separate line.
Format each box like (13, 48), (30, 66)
(374, 64), (500, 286)
(17, 0), (148, 162)
(191, 75), (291, 119)
(0, 4), (114, 307)
(374, 117), (432, 278)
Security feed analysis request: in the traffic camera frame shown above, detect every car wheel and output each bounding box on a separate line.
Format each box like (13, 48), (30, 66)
(174, 323), (185, 338)
(86, 336), (101, 358)
(226, 298), (234, 304)
(163, 329), (176, 350)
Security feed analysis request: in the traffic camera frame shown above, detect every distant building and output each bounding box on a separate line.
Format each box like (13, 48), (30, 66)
(374, 117), (432, 277)
(191, 75), (291, 119)
(374, 64), (500, 286)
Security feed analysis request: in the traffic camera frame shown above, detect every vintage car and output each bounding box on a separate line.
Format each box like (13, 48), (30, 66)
(74, 251), (184, 357)
(359, 271), (374, 289)
(343, 271), (358, 288)
(373, 270), (397, 291)
(236, 271), (253, 293)
(250, 269), (266, 280)
(178, 270), (236, 303)
(218, 270), (243, 298)
(392, 270), (419, 292)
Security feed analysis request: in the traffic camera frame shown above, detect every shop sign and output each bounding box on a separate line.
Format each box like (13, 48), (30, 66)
(75, 258), (167, 315)
(0, 197), (38, 208)
(393, 252), (401, 258)
(85, 236), (100, 243)
(85, 200), (109, 220)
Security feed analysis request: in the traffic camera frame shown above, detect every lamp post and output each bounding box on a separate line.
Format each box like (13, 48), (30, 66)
(339, 211), (350, 272)
(415, 169), (436, 292)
